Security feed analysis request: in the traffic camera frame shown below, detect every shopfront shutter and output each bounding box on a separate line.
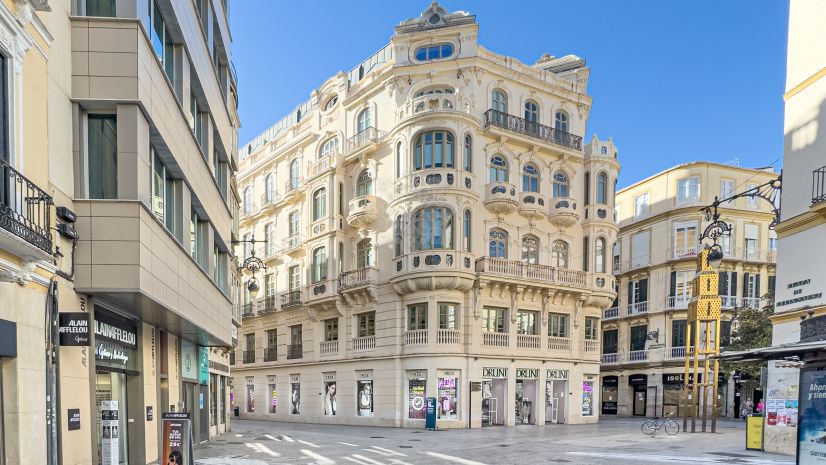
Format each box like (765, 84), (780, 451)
(640, 278), (649, 302)
(670, 272), (677, 297)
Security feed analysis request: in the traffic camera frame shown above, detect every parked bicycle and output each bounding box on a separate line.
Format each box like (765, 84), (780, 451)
(641, 414), (680, 436)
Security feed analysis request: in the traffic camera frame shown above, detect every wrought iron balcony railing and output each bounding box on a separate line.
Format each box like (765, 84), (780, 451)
(813, 166), (826, 205)
(0, 157), (53, 254)
(263, 347), (277, 362)
(281, 290), (302, 308)
(483, 109), (583, 151)
(287, 344), (303, 359)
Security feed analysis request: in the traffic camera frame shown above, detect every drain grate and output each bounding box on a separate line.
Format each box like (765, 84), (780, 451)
(399, 445), (413, 449)
(706, 452), (757, 458)
(370, 436), (387, 439)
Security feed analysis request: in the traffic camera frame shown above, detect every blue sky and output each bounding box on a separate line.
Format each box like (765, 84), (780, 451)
(230, 1), (789, 187)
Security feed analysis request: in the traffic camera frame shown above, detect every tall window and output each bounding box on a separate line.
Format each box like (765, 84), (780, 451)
(288, 265), (300, 292)
(264, 222), (275, 256)
(595, 238), (606, 273)
(357, 108), (371, 133)
(86, 0), (116, 16)
(312, 188), (326, 221)
(554, 111), (568, 132)
(482, 307), (506, 333)
(357, 239), (373, 268)
(552, 240), (569, 268)
(243, 186), (253, 214)
(190, 91), (206, 152)
(407, 303), (428, 330)
(548, 313), (568, 338)
(584, 318), (598, 340)
(312, 247), (327, 283)
(356, 169), (373, 196)
(463, 135), (472, 172)
(596, 173), (607, 204)
(721, 179), (735, 200)
(88, 114), (118, 199)
(552, 171), (569, 198)
(488, 229), (508, 258)
(584, 172), (590, 205)
(522, 163), (539, 192)
(414, 130), (454, 170)
(319, 137), (339, 159)
(630, 325), (648, 351)
(396, 141), (402, 178)
(439, 303), (458, 330)
(191, 211), (206, 268)
(463, 210), (471, 252)
(357, 312), (375, 337)
(394, 215), (404, 257)
(151, 1), (174, 82)
(288, 211), (300, 240)
(151, 152), (175, 233)
(603, 329), (618, 354)
(672, 320), (687, 349)
(744, 224), (759, 260)
(634, 193), (649, 218)
(265, 174), (275, 203)
(517, 310), (538, 335)
(413, 207), (454, 250)
(265, 273), (275, 298)
(746, 183), (759, 208)
(289, 159), (300, 189)
(677, 177), (700, 204)
(673, 221), (698, 257)
(631, 230), (651, 268)
(612, 241), (621, 272)
(324, 318), (338, 342)
(491, 89), (507, 113)
(521, 235), (539, 264)
(489, 155), (508, 182)
(524, 100), (539, 122)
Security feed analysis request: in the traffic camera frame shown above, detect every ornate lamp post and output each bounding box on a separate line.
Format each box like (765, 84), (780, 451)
(233, 235), (269, 300)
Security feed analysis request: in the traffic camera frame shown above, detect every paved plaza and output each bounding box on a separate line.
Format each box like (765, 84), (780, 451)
(195, 418), (794, 465)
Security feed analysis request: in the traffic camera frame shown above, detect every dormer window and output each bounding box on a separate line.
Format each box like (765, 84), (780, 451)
(324, 95), (338, 111)
(414, 43), (454, 61)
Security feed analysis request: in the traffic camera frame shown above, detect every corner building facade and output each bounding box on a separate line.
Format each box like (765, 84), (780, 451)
(603, 162), (777, 419)
(233, 3), (618, 429)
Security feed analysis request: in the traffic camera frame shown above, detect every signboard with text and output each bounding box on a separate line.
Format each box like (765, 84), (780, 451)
(59, 313), (90, 346)
(162, 412), (193, 465)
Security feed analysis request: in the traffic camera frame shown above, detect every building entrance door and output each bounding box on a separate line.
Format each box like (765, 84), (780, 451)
(545, 380), (567, 424)
(633, 387), (647, 416)
(515, 379), (537, 425)
(95, 370), (129, 465)
(481, 379), (506, 426)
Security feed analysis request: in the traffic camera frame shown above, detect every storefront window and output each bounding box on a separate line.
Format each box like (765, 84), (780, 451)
(582, 381), (594, 416)
(210, 374), (217, 426)
(290, 381), (301, 415)
(268, 382), (277, 414)
(246, 382), (255, 413)
(357, 375), (374, 417)
(601, 377), (618, 415)
(438, 373), (459, 420)
(324, 379), (337, 416)
(408, 371), (427, 419)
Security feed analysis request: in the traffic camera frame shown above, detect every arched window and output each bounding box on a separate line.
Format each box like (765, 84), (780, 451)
(492, 89), (507, 113)
(312, 247), (327, 283)
(324, 95), (338, 111)
(463, 209), (471, 252)
(413, 207), (454, 250)
(552, 171), (569, 198)
(521, 235), (539, 264)
(597, 172), (608, 204)
(357, 108), (371, 133)
(394, 215), (404, 257)
(463, 134), (472, 172)
(489, 155), (508, 182)
(356, 169), (373, 197)
(554, 110), (568, 132)
(312, 188), (326, 221)
(357, 239), (373, 268)
(552, 240), (569, 268)
(243, 186), (253, 213)
(595, 237), (606, 273)
(414, 130), (454, 170)
(265, 174), (275, 203)
(289, 159), (300, 189)
(489, 229), (508, 258)
(524, 100), (539, 123)
(396, 142), (402, 179)
(414, 43), (454, 61)
(522, 163), (539, 192)
(319, 137), (339, 159)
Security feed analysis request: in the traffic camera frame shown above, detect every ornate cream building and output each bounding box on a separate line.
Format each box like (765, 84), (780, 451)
(603, 162), (777, 419)
(232, 3), (619, 429)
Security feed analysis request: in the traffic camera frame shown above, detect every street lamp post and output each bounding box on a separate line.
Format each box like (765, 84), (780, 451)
(233, 235), (269, 302)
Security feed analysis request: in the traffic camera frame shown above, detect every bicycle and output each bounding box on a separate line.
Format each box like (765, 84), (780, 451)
(641, 415), (680, 436)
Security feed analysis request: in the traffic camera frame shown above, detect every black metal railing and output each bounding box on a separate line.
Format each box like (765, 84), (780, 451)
(229, 351), (236, 365)
(0, 157), (53, 254)
(484, 109), (582, 151)
(242, 303), (254, 317)
(264, 347), (277, 362)
(813, 166), (826, 205)
(242, 350), (255, 364)
(261, 296), (277, 313)
(287, 344), (303, 360)
(281, 290), (302, 308)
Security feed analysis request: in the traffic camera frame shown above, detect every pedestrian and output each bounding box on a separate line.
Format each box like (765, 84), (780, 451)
(741, 397), (753, 420)
(757, 400), (764, 413)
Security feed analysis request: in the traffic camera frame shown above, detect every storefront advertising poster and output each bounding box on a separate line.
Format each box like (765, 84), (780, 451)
(408, 371), (427, 420)
(582, 381), (594, 417)
(324, 382), (337, 416)
(290, 380), (301, 415)
(357, 377), (373, 417)
(798, 370), (826, 462)
(767, 373), (799, 428)
(161, 412), (193, 465)
(437, 372), (459, 420)
(180, 340), (198, 382)
(101, 400), (119, 465)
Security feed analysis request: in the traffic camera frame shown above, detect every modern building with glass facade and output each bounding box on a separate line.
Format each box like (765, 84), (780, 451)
(231, 2), (618, 429)
(602, 162), (777, 418)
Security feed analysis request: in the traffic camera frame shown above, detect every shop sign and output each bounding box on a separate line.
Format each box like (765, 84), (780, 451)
(482, 367), (507, 378)
(162, 412), (193, 465)
(546, 370), (569, 381)
(95, 340), (130, 365)
(67, 409), (80, 431)
(663, 373), (702, 385)
(408, 370), (427, 379)
(94, 312), (136, 349)
(438, 370), (458, 377)
(323, 372), (336, 382)
(59, 313), (90, 346)
(290, 374), (300, 383)
(516, 369), (539, 379)
(198, 347), (209, 385)
(180, 340), (198, 382)
(777, 277), (823, 309)
(602, 376), (619, 387)
(628, 374), (648, 385)
(425, 397), (437, 430)
(208, 360), (229, 374)
(601, 402), (618, 415)
(357, 370), (373, 380)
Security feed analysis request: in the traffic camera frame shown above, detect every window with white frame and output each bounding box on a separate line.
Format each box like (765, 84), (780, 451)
(491, 89), (507, 113)
(673, 221), (698, 257)
(524, 100), (539, 123)
(414, 130), (454, 170)
(265, 273), (275, 298)
(358, 312), (376, 337)
(312, 188), (326, 221)
(288, 265), (300, 292)
(413, 207), (454, 250)
(552, 171), (569, 198)
(721, 179), (735, 200)
(517, 310), (539, 335)
(489, 155), (508, 182)
(481, 307), (506, 333)
(357, 239), (373, 268)
(612, 241), (621, 272)
(631, 230), (651, 268)
(670, 270), (694, 301)
(356, 169), (373, 197)
(288, 211), (300, 241)
(488, 229), (508, 258)
(407, 303), (428, 330)
(394, 215), (404, 257)
(521, 235), (539, 264)
(319, 137), (339, 159)
(554, 111), (568, 132)
(522, 163), (539, 192)
(746, 184), (759, 208)
(463, 134), (472, 172)
(744, 224), (759, 260)
(634, 193), (649, 218)
(595, 237), (606, 273)
(289, 159), (300, 189)
(357, 108), (371, 133)
(264, 173), (275, 203)
(439, 303), (458, 330)
(264, 222), (275, 256)
(596, 173), (608, 204)
(151, 151), (176, 234)
(552, 240), (569, 268)
(677, 177), (700, 204)
(312, 247), (327, 283)
(243, 186), (253, 214)
(463, 210), (471, 252)
(548, 313), (568, 338)
(720, 221), (733, 255)
(584, 318), (598, 340)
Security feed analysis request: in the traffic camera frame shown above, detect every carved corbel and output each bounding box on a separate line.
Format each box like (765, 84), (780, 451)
(574, 296), (587, 329)
(334, 299), (345, 317)
(473, 282), (486, 319)
(509, 285), (524, 324)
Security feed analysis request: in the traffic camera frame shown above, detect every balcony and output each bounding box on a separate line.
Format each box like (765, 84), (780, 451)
(626, 301), (649, 316)
(742, 297), (761, 309)
(260, 296), (278, 314)
(437, 329), (460, 345)
(483, 109), (583, 151)
(742, 249), (774, 263)
(601, 353), (621, 365)
(398, 92), (474, 123)
(404, 329), (428, 346)
(287, 344), (303, 360)
(242, 303), (255, 318)
(309, 218), (333, 239)
(666, 295), (692, 310)
(518, 191), (546, 220)
(308, 152), (342, 180)
(721, 296), (737, 308)
(240, 203), (257, 219)
(548, 336), (571, 351)
(584, 339), (599, 353)
(516, 334), (541, 349)
(813, 166), (826, 205)
(670, 346), (686, 360)
(484, 182), (518, 215)
(482, 332), (509, 348)
(347, 195), (378, 229)
(353, 335), (376, 352)
(229, 351), (235, 365)
(628, 350), (649, 362)
(280, 290), (302, 309)
(263, 348), (277, 362)
(0, 158), (54, 259)
(260, 192), (279, 212)
(548, 197), (579, 227)
(392, 251), (475, 294)
(283, 179), (303, 203)
(670, 244), (699, 260)
(282, 234), (304, 257)
(346, 127), (378, 158)
(340, 266), (378, 290)
(475, 257), (587, 289)
(306, 279), (338, 303)
(319, 340), (339, 356)
(394, 168), (474, 197)
(603, 307), (620, 320)
(242, 350), (255, 364)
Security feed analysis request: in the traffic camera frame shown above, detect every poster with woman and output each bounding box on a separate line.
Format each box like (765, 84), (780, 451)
(357, 380), (373, 416)
(290, 383), (300, 415)
(324, 382), (337, 416)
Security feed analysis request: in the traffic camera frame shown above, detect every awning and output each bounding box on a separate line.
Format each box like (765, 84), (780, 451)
(717, 340), (826, 362)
